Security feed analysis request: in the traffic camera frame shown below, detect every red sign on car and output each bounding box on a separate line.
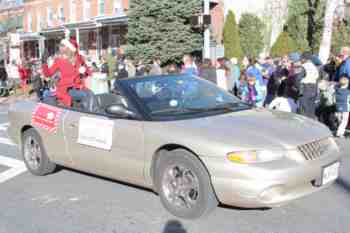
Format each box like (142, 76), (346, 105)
(31, 104), (63, 134)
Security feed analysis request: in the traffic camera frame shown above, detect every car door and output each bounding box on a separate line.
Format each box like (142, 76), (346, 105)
(63, 109), (146, 186)
(30, 103), (72, 166)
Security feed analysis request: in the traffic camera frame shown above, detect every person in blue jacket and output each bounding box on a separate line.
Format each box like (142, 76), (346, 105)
(246, 60), (264, 86)
(335, 47), (350, 82)
(241, 73), (264, 107)
(335, 76), (350, 137)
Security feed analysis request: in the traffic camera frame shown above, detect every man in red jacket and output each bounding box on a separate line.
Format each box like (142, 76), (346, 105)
(42, 38), (89, 107)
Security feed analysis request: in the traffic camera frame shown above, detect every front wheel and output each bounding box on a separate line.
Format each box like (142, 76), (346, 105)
(22, 128), (56, 176)
(155, 149), (218, 219)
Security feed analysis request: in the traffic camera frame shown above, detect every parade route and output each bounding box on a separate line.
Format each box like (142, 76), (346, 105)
(0, 155), (26, 184)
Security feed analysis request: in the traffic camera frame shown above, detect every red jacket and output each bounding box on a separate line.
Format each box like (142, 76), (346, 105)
(42, 58), (81, 106)
(42, 58), (80, 90)
(18, 66), (30, 82)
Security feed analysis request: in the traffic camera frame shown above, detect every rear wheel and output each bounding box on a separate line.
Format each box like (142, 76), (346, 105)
(155, 149), (218, 219)
(22, 129), (56, 176)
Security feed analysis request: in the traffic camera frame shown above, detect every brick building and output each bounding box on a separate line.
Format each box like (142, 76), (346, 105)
(21, 0), (128, 60)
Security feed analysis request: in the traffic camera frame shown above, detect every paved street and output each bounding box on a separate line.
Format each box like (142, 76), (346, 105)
(0, 104), (349, 233)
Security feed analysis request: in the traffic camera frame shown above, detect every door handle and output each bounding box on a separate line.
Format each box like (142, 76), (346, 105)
(69, 123), (77, 128)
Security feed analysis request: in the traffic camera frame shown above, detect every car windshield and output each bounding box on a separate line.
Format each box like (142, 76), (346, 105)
(121, 75), (250, 120)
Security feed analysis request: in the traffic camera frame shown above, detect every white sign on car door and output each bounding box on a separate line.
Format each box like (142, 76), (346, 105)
(77, 117), (114, 150)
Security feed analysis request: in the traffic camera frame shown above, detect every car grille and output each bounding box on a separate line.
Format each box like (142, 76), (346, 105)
(297, 138), (331, 161)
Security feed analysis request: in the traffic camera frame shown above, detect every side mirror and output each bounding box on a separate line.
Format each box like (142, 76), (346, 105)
(105, 104), (136, 118)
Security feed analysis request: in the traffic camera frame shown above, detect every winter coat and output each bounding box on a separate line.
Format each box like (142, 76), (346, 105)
(335, 58), (350, 81)
(302, 61), (319, 84)
(241, 83), (264, 107)
(335, 87), (350, 112)
(42, 58), (82, 106)
(267, 74), (281, 97)
(246, 66), (264, 86)
(285, 65), (306, 100)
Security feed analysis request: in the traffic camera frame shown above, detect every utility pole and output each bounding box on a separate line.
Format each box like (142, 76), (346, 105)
(203, 0), (210, 59)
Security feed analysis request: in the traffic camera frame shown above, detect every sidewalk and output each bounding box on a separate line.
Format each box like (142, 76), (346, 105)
(0, 94), (36, 105)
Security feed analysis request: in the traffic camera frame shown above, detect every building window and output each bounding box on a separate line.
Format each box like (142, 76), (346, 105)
(83, 0), (91, 20)
(58, 5), (64, 23)
(114, 0), (123, 14)
(47, 7), (54, 27)
(70, 0), (76, 21)
(98, 0), (105, 15)
(27, 13), (32, 32)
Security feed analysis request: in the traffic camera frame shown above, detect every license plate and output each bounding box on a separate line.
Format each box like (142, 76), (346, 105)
(322, 162), (340, 186)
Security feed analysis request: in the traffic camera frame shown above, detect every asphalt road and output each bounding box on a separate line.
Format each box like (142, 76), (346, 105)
(0, 104), (349, 233)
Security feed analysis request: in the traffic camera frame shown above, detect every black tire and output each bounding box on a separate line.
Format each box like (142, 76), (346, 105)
(155, 149), (218, 219)
(21, 128), (56, 176)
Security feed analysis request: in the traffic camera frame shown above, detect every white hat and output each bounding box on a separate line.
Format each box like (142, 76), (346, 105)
(60, 39), (76, 52)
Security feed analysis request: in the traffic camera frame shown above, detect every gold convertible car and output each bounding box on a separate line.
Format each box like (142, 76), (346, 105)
(8, 75), (341, 219)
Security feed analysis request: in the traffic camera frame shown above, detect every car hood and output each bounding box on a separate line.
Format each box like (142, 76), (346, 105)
(157, 109), (332, 156)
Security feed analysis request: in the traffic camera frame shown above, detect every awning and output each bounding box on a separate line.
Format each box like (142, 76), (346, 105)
(19, 32), (44, 42)
(94, 15), (128, 26)
(64, 20), (97, 30)
(40, 15), (128, 35)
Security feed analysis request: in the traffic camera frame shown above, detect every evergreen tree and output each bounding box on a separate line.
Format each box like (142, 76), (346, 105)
(126, 0), (202, 64)
(287, 0), (326, 53)
(223, 10), (242, 59)
(270, 30), (299, 57)
(331, 20), (350, 54)
(238, 13), (265, 58)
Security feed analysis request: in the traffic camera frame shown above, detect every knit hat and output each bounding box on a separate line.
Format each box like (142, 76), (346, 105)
(288, 52), (301, 63)
(246, 68), (256, 78)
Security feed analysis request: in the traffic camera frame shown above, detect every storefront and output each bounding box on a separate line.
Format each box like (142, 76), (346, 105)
(39, 15), (128, 61)
(19, 32), (44, 60)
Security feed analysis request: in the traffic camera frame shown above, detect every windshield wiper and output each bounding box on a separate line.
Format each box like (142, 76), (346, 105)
(150, 102), (249, 116)
(150, 108), (198, 115)
(184, 102), (245, 113)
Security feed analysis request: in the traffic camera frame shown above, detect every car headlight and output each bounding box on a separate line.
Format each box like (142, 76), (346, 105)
(227, 150), (285, 164)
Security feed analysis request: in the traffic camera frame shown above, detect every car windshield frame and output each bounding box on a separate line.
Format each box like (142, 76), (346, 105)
(117, 74), (251, 121)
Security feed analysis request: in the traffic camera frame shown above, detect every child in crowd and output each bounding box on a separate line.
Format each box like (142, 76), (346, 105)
(268, 82), (298, 113)
(241, 75), (264, 107)
(335, 76), (350, 138)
